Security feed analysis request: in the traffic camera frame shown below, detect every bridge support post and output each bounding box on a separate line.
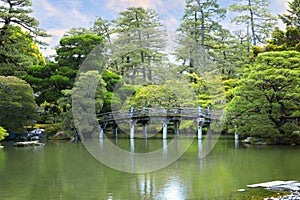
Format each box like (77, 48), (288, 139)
(163, 123), (168, 139)
(163, 139), (167, 156)
(234, 132), (238, 140)
(198, 125), (202, 140)
(130, 123), (135, 139)
(207, 125), (212, 140)
(143, 124), (147, 138)
(99, 125), (104, 139)
(113, 126), (118, 138)
(129, 120), (137, 139)
(130, 139), (134, 153)
(234, 126), (239, 148)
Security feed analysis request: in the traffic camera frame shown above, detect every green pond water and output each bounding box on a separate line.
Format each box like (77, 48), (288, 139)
(0, 137), (299, 200)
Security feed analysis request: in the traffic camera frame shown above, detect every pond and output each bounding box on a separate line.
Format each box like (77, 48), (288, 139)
(0, 137), (300, 199)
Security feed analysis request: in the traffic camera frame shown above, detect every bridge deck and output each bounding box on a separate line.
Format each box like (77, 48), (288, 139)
(98, 107), (213, 127)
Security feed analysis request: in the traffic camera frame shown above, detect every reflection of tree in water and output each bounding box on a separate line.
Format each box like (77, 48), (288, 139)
(0, 149), (5, 172)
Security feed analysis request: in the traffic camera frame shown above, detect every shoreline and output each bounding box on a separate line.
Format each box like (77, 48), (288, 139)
(2, 134), (300, 145)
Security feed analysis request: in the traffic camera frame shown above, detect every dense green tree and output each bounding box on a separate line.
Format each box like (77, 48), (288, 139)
(179, 0), (226, 49)
(0, 126), (8, 141)
(39, 101), (62, 124)
(72, 70), (107, 137)
(279, 0), (300, 29)
(250, 26), (300, 57)
(64, 27), (90, 37)
(59, 70), (107, 136)
(227, 51), (300, 138)
(265, 27), (300, 51)
(126, 80), (196, 108)
(21, 62), (67, 124)
(0, 0), (48, 76)
(55, 34), (103, 94)
(56, 34), (103, 71)
(0, 0), (47, 37)
(263, 1), (300, 53)
(111, 7), (166, 83)
(229, 0), (276, 46)
(126, 71), (225, 112)
(24, 34), (104, 107)
(209, 28), (250, 78)
(22, 62), (61, 104)
(101, 70), (123, 112)
(91, 17), (112, 42)
(175, 0), (233, 114)
(64, 17), (112, 42)
(188, 72), (224, 108)
(0, 26), (45, 76)
(57, 90), (74, 135)
(208, 30), (249, 106)
(0, 76), (37, 133)
(176, 0), (226, 71)
(24, 33), (105, 127)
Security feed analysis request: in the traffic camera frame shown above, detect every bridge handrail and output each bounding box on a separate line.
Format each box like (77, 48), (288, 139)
(97, 107), (213, 122)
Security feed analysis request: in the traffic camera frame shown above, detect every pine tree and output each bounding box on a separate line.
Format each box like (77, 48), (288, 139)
(91, 17), (112, 43)
(279, 0), (300, 29)
(229, 0), (277, 46)
(0, 76), (37, 133)
(111, 7), (166, 83)
(0, 0), (47, 38)
(0, 0), (48, 76)
(209, 28), (249, 78)
(176, 0), (226, 71)
(0, 26), (45, 76)
(227, 51), (300, 138)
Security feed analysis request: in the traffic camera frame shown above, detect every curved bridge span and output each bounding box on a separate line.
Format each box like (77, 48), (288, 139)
(97, 106), (217, 139)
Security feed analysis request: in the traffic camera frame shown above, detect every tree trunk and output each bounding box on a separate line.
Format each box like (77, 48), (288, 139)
(141, 51), (146, 82)
(201, 10), (206, 69)
(248, 0), (256, 46)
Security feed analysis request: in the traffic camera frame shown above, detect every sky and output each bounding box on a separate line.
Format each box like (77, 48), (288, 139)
(30, 0), (292, 57)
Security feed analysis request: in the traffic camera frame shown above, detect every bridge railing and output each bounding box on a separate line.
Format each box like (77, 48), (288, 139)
(97, 107), (212, 122)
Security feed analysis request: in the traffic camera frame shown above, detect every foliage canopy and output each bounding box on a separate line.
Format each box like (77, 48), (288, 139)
(0, 76), (37, 133)
(227, 51), (300, 137)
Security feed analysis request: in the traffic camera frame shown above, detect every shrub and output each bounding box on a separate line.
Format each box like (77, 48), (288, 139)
(43, 124), (61, 137)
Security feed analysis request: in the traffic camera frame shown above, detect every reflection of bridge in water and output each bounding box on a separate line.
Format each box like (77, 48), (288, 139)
(97, 106), (215, 139)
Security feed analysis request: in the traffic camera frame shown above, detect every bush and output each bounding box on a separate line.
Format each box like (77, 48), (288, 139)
(281, 122), (299, 135)
(0, 126), (8, 141)
(43, 124), (61, 137)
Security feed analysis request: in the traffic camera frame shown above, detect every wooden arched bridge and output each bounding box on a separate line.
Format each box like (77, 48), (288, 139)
(97, 106), (216, 139)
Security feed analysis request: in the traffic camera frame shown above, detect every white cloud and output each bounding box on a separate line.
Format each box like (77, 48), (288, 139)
(32, 0), (59, 17)
(30, 0), (291, 57)
(32, 0), (186, 56)
(105, 0), (162, 12)
(48, 29), (68, 38)
(68, 0), (83, 9)
(283, 0), (292, 12)
(272, 0), (292, 15)
(70, 9), (89, 25)
(104, 0), (184, 31)
(163, 15), (180, 31)
(270, 0), (293, 29)
(38, 28), (68, 57)
(32, 0), (89, 28)
(31, 0), (91, 56)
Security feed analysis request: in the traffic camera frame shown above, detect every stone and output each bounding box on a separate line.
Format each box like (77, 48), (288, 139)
(51, 131), (72, 140)
(247, 181), (298, 189)
(14, 141), (44, 147)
